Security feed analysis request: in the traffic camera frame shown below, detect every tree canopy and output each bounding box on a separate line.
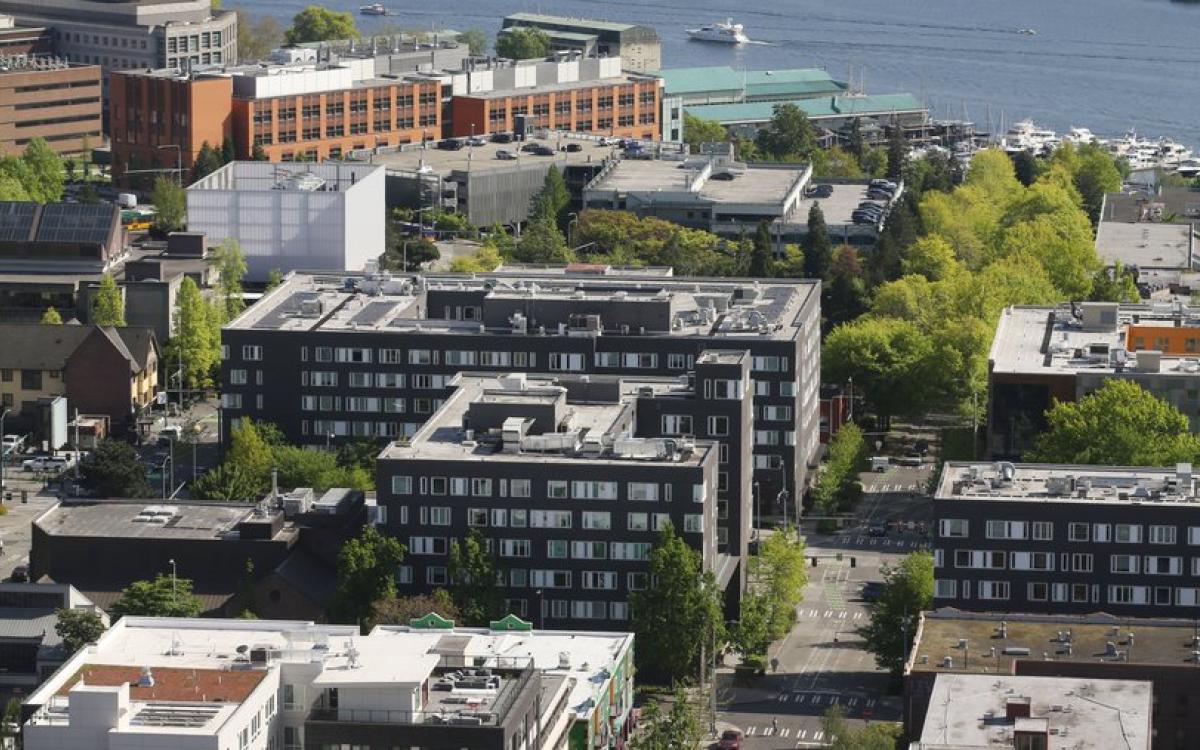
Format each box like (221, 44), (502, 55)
(92, 273), (125, 326)
(237, 10), (284, 61)
(858, 550), (933, 674)
(20, 138), (65, 204)
(111, 574), (204, 618)
(755, 104), (817, 162)
(495, 27), (550, 60)
(458, 28), (488, 55)
(152, 175), (186, 232)
(682, 113), (728, 153)
(1026, 380), (1200, 465)
(40, 306), (63, 325)
(370, 590), (460, 627)
(55, 608), (107, 654)
(333, 526), (407, 626)
(80, 440), (150, 498)
(448, 528), (504, 626)
(285, 5), (357, 44)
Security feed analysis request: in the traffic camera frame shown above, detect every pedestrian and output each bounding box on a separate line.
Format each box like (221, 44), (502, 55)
(770, 657), (780, 673)
(772, 717), (779, 733)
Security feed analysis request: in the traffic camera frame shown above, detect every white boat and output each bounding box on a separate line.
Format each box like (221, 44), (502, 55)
(687, 19), (749, 44)
(1001, 119), (1058, 154)
(359, 3), (389, 15)
(1175, 159), (1200, 178)
(1017, 28), (1037, 35)
(1064, 127), (1097, 145)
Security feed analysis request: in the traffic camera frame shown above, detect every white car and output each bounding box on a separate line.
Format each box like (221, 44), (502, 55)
(22, 456), (69, 472)
(1, 434), (23, 456)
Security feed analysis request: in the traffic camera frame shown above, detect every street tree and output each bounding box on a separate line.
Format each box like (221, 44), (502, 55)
(1088, 262), (1139, 303)
(40, 306), (63, 325)
(727, 592), (772, 667)
(111, 574), (204, 618)
(823, 245), (869, 326)
(1027, 380), (1200, 466)
(823, 705), (900, 750)
(512, 218), (572, 264)
(55, 608), (107, 654)
(495, 27), (550, 60)
(370, 590), (460, 627)
(753, 527), (809, 636)
(682, 112), (728, 153)
(748, 220), (776, 277)
(285, 5), (357, 44)
(802, 202), (832, 280)
(448, 529), (504, 625)
(191, 463), (264, 502)
(81, 440), (150, 498)
(152, 176), (186, 232)
(449, 242), (503, 272)
(755, 103), (817, 161)
(211, 238), (249, 319)
(272, 445), (371, 492)
(0, 173), (29, 202)
(530, 165), (570, 230)
(812, 145), (864, 178)
(823, 316), (935, 428)
(93, 273), (125, 326)
(167, 276), (219, 390)
(223, 419), (274, 493)
(333, 526), (407, 626)
(858, 550), (933, 674)
(458, 28), (488, 55)
(630, 524), (724, 683)
(812, 424), (867, 525)
(630, 686), (705, 750)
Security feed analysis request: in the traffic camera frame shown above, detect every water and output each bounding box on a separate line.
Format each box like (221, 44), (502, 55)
(233, 0), (1200, 147)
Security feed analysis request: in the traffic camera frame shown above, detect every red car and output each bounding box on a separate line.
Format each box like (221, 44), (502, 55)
(716, 729), (743, 749)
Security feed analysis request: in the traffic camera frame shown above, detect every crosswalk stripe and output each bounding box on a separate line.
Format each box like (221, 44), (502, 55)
(799, 729), (807, 739)
(764, 727), (774, 736)
(778, 693), (786, 702)
(848, 697), (858, 706)
(853, 611), (864, 619)
(867, 699), (877, 707)
(781, 728), (790, 737)
(839, 611), (848, 619)
(747, 727), (756, 736)
(796, 694), (806, 703)
(814, 731), (824, 741)
(824, 610), (833, 617)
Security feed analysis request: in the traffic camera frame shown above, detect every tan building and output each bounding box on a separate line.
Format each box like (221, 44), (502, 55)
(0, 323), (158, 435)
(0, 55), (101, 156)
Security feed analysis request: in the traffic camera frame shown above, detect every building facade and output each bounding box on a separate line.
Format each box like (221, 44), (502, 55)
(934, 461), (1200, 619)
(23, 616), (634, 750)
(0, 13), (53, 56)
(185, 161), (385, 281)
(376, 370), (730, 630)
(0, 55), (100, 156)
(501, 13), (661, 72)
(219, 269), (822, 511)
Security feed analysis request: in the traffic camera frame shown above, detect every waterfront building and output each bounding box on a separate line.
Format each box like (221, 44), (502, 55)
(0, 53), (100, 156)
(988, 301), (1200, 456)
(23, 616), (635, 750)
(682, 93), (929, 141)
(185, 161), (385, 282)
(501, 13), (661, 72)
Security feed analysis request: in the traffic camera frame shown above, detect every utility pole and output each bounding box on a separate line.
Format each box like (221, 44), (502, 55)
(73, 408), (80, 481)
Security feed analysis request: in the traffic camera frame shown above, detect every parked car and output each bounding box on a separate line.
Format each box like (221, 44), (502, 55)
(466, 136), (487, 146)
(870, 179), (898, 191)
(807, 183), (834, 198)
(868, 524), (888, 537)
(596, 136), (616, 146)
(896, 452), (924, 466)
(21, 456), (69, 472)
(716, 729), (743, 749)
(565, 143), (583, 152)
(490, 132), (514, 143)
(520, 142), (542, 153)
(436, 138), (464, 151)
(860, 581), (885, 602)
(495, 149), (517, 160)
(866, 189), (893, 201)
(532, 145), (555, 156)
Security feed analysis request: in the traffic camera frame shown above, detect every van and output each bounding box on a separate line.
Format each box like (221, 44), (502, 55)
(160, 425), (183, 440)
(870, 456), (890, 472)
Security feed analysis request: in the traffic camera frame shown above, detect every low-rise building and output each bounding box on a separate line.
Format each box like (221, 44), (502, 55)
(1100, 186), (1200, 225)
(906, 609), (1200, 750)
(908, 673), (1151, 750)
(0, 323), (157, 435)
(988, 301), (1200, 456)
(23, 616), (634, 750)
(0, 582), (105, 701)
(186, 161), (385, 281)
(683, 93), (928, 142)
(0, 54), (100, 156)
(501, 13), (661, 72)
(1094, 215), (1197, 293)
(376, 362), (752, 628)
(933, 461), (1200, 619)
(0, 201), (123, 271)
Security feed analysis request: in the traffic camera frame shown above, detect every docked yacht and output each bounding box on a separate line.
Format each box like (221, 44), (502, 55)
(1002, 120), (1058, 154)
(687, 19), (749, 44)
(1064, 127), (1098, 145)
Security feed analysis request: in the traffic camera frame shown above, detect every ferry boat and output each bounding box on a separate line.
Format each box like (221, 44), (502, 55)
(359, 3), (389, 15)
(686, 19), (749, 44)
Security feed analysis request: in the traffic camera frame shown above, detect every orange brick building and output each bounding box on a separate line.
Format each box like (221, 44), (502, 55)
(449, 77), (661, 140)
(1126, 324), (1200, 356)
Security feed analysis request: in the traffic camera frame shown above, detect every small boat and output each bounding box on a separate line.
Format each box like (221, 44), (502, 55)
(359, 3), (389, 15)
(1017, 28), (1037, 35)
(687, 19), (749, 44)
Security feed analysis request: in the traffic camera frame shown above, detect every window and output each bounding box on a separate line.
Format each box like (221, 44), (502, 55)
(510, 570), (528, 587)
(531, 510), (572, 528)
(628, 483), (658, 502)
(684, 514), (704, 533)
(1094, 523), (1112, 543)
(510, 479), (531, 497)
(375, 372), (405, 388)
(582, 512), (611, 530)
(471, 478), (492, 496)
(1031, 521), (1054, 541)
(310, 371), (337, 387)
(1010, 551), (1053, 570)
(467, 508), (488, 526)
(445, 350), (476, 366)
(391, 476), (412, 494)
(628, 512), (649, 531)
(572, 541), (607, 559)
(1028, 582), (1049, 601)
(229, 369), (247, 385)
(667, 353), (691, 369)
(652, 513), (672, 531)
(242, 345), (263, 360)
(335, 347), (371, 363)
(751, 355), (784, 372)
(222, 393), (242, 409)
(532, 570), (572, 588)
(408, 349), (432, 365)
(1109, 585), (1148, 605)
(501, 539), (530, 557)
(1068, 523), (1089, 542)
(491, 509), (507, 527)
(978, 581), (1010, 600)
(581, 571), (617, 589)
(1189, 527), (1200, 545)
(1111, 554), (1140, 574)
(511, 509), (527, 527)
(611, 602), (629, 620)
(611, 542), (652, 561)
(1149, 525), (1177, 544)
(761, 405), (792, 421)
(548, 481), (569, 499)
(595, 352), (621, 368)
(572, 600), (608, 619)
(1178, 588), (1200, 606)
(939, 519), (968, 538)
(662, 415), (693, 435)
(427, 566), (448, 585)
(547, 540), (568, 558)
(573, 481), (618, 500)
(429, 507), (451, 526)
(623, 352), (657, 368)
(1115, 524), (1142, 543)
(348, 373), (372, 389)
(450, 478), (470, 496)
(549, 353), (584, 371)
(378, 348), (403, 364)
(986, 520), (1028, 540)
(708, 379), (742, 400)
(1145, 555), (1182, 575)
(707, 416), (729, 436)
(1070, 553), (1093, 572)
(934, 579), (956, 598)
(409, 536), (447, 555)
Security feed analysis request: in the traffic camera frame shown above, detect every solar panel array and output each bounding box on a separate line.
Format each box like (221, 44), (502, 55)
(35, 203), (116, 245)
(0, 202), (37, 242)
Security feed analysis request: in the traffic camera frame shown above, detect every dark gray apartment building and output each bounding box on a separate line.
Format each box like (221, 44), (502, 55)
(219, 267), (822, 518)
(934, 462), (1200, 619)
(374, 366), (750, 630)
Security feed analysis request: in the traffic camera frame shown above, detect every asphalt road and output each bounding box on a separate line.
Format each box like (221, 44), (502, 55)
(713, 465), (933, 748)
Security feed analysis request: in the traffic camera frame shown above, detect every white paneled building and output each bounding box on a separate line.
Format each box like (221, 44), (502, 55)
(187, 161), (385, 282)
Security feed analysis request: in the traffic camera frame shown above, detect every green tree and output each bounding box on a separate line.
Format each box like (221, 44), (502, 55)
(167, 277), (219, 390)
(1012, 149), (1040, 186)
(286, 5), (357, 44)
(191, 142), (224, 183)
(111, 574), (204, 618)
(380, 228), (439, 272)
(449, 243), (503, 272)
(803, 202), (832, 280)
(1026, 380), (1200, 465)
(448, 529), (504, 626)
(682, 112), (728, 153)
(152, 175), (186, 232)
(251, 143), (268, 161)
(823, 705), (900, 750)
(272, 445), (370, 493)
(631, 686), (704, 750)
(221, 136), (236, 164)
(811, 145), (864, 178)
(885, 126), (908, 181)
(0, 173), (30, 202)
(22, 137), (65, 203)
(92, 274), (125, 326)
(748, 220), (776, 277)
(727, 592), (772, 666)
(55, 608), (107, 654)
(237, 10), (284, 61)
(824, 246), (868, 326)
(224, 419), (274, 493)
(370, 590), (461, 627)
(754, 527), (809, 637)
(1072, 145), (1123, 224)
(755, 104), (816, 162)
(458, 28), (488, 55)
(265, 268), (284, 289)
(823, 317), (935, 428)
(1089, 262), (1139, 302)
(495, 27), (550, 60)
(40, 306), (63, 325)
(630, 524), (724, 683)
(530, 165), (570, 230)
(901, 235), (959, 281)
(513, 218), (572, 264)
(857, 550), (933, 675)
(77, 183), (99, 204)
(813, 423), (868, 526)
(211, 238), (248, 319)
(333, 526), (407, 626)
(848, 117), (865, 158)
(191, 463), (263, 502)
(80, 440), (151, 497)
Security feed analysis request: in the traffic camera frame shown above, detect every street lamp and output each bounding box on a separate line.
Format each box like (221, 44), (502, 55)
(752, 481), (760, 541)
(567, 212), (579, 247)
(535, 588), (544, 629)
(156, 144), (182, 186)
(168, 558), (177, 606)
(325, 432), (334, 450)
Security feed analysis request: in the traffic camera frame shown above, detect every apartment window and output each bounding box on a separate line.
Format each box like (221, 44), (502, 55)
(707, 416), (729, 436)
(310, 371), (337, 387)
(548, 481), (569, 499)
(445, 350), (476, 366)
(751, 355), (785, 372)
(491, 509), (507, 527)
(408, 349), (432, 365)
(1115, 524), (1142, 543)
(573, 481), (618, 500)
(582, 511), (612, 530)
(977, 581), (1010, 600)
(510, 570), (528, 588)
(1145, 555), (1182, 575)
(662, 415), (693, 435)
(595, 352), (621, 368)
(572, 600), (608, 619)
(1031, 521), (1054, 541)
(427, 566), (448, 585)
(229, 369), (247, 385)
(939, 519), (968, 538)
(572, 541), (608, 560)
(532, 570), (572, 588)
(1068, 522), (1090, 542)
(1027, 582), (1049, 601)
(627, 512), (649, 531)
(755, 430), (780, 446)
(1149, 525), (1177, 544)
(409, 536), (448, 555)
(480, 351), (512, 367)
(623, 352), (657, 369)
(985, 520), (1028, 540)
(1188, 527), (1200, 545)
(242, 345), (263, 360)
(1070, 553), (1093, 572)
(419, 508), (448, 527)
(511, 509), (527, 527)
(708, 379), (743, 400)
(684, 514), (704, 533)
(1109, 585), (1147, 605)
(628, 483), (659, 502)
(450, 478), (470, 496)
(1111, 554), (1140, 574)
(467, 508), (488, 526)
(471, 478), (492, 496)
(1094, 523), (1112, 543)
(581, 571), (617, 589)
(761, 405), (792, 421)
(628, 572), (649, 591)
(335, 347), (372, 363)
(547, 540), (568, 558)
(1177, 588), (1200, 606)
(511, 479), (531, 497)
(611, 542), (652, 561)
(531, 510), (572, 528)
(501, 539), (530, 557)
(549, 353), (584, 371)
(667, 353), (692, 369)
(934, 579), (956, 598)
(1010, 551), (1053, 570)
(222, 393), (242, 409)
(391, 476), (412, 494)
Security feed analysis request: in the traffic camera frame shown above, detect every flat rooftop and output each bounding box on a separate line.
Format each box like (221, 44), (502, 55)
(659, 66), (843, 96)
(1094, 220), (1195, 269)
(795, 183), (881, 227)
(379, 371), (715, 465)
(1101, 188), (1200, 224)
(371, 134), (617, 177)
(908, 608), (1200, 674)
(685, 93), (926, 125)
(34, 500), (281, 541)
(936, 462), (1200, 507)
(914, 673), (1151, 750)
(226, 269), (817, 341)
(504, 12), (651, 34)
(187, 161), (381, 193)
(588, 158), (804, 206)
(989, 302), (1200, 376)
(464, 72), (658, 100)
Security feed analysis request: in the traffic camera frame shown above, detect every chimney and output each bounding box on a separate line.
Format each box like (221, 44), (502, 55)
(1005, 696), (1031, 721)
